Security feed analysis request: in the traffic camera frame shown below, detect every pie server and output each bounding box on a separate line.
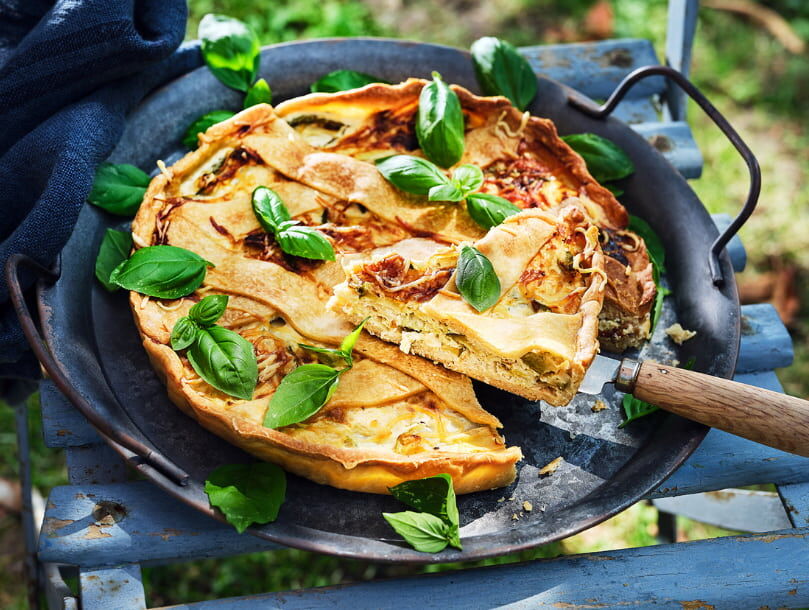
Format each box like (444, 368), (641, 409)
(580, 354), (809, 457)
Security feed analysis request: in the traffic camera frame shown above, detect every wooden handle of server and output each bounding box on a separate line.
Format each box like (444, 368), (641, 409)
(632, 361), (809, 457)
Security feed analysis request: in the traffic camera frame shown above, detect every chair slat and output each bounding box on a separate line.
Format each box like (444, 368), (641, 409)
(521, 38), (665, 99)
(150, 526), (809, 609)
(634, 120), (703, 178)
(79, 565), (146, 610)
(40, 380), (101, 448)
(778, 481), (809, 528)
(736, 303), (794, 373)
(650, 426), (809, 499)
(652, 489), (792, 532)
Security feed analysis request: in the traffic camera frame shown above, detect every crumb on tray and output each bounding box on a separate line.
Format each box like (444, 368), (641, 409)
(591, 399), (608, 412)
(539, 456), (564, 477)
(665, 323), (697, 345)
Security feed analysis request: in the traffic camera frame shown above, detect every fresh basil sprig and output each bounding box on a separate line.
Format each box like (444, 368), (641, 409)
(427, 164), (483, 202)
(450, 164), (484, 195)
(251, 187), (335, 261)
(205, 462), (286, 533)
(383, 473), (462, 552)
(455, 245), (501, 312)
(562, 133), (635, 185)
(310, 69), (386, 93)
(199, 14), (261, 93)
(471, 37), (537, 111)
(110, 245), (214, 299)
(188, 293), (229, 326)
(416, 72), (465, 168)
(95, 229), (132, 292)
(465, 193), (520, 229)
(627, 215), (668, 333)
(182, 110), (237, 149)
(188, 326), (259, 400)
(376, 156), (519, 231)
(383, 512), (456, 553)
(244, 78), (272, 108)
(87, 163), (150, 217)
(376, 155), (450, 196)
(263, 319), (366, 429)
(170, 317), (199, 351)
(299, 320), (365, 368)
(170, 294), (259, 400)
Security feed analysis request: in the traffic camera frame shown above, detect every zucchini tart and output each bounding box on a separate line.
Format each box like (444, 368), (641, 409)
(127, 79), (647, 494)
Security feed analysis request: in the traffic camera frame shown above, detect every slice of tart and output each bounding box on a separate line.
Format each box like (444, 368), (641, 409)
(330, 204), (606, 406)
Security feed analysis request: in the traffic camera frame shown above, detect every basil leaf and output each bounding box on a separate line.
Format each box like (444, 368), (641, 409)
(94, 229), (132, 291)
(298, 344), (348, 368)
(455, 245), (501, 312)
(171, 316), (199, 351)
(416, 72), (465, 168)
(182, 110), (236, 149)
(252, 186), (291, 233)
(87, 163), (150, 217)
(205, 462), (286, 534)
(300, 317), (368, 367)
(244, 78), (272, 108)
(199, 14), (261, 93)
(651, 275), (672, 334)
(275, 225), (335, 261)
(627, 215), (666, 272)
(452, 164), (484, 196)
(339, 317), (367, 356)
(428, 183), (464, 202)
(310, 69), (385, 93)
(389, 473), (458, 527)
(618, 393), (659, 429)
(189, 294), (229, 327)
(376, 155), (449, 196)
(382, 511), (457, 553)
(109, 245), (213, 299)
(562, 133), (635, 183)
(263, 363), (342, 429)
(605, 184), (624, 198)
(628, 215), (668, 332)
(471, 37), (537, 111)
(466, 193), (521, 229)
(187, 325), (258, 400)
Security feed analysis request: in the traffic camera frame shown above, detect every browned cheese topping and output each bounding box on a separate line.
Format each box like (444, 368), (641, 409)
(354, 253), (453, 303)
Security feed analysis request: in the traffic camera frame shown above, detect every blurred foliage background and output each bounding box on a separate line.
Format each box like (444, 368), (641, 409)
(2, 0), (807, 606)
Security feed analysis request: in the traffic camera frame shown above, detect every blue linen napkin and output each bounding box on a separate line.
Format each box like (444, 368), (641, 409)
(0, 0), (203, 379)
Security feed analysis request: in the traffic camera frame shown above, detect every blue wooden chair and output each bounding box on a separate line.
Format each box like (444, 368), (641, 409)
(12, 1), (809, 606)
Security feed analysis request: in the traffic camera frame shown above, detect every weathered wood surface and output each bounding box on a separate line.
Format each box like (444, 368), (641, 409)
(155, 527), (809, 609)
(39, 481), (281, 567)
(653, 489), (792, 532)
(79, 565), (146, 610)
(522, 38), (665, 100)
(779, 481), (809, 528)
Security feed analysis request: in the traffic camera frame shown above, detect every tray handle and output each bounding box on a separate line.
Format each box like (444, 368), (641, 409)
(567, 64), (761, 286)
(5, 253), (190, 486)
